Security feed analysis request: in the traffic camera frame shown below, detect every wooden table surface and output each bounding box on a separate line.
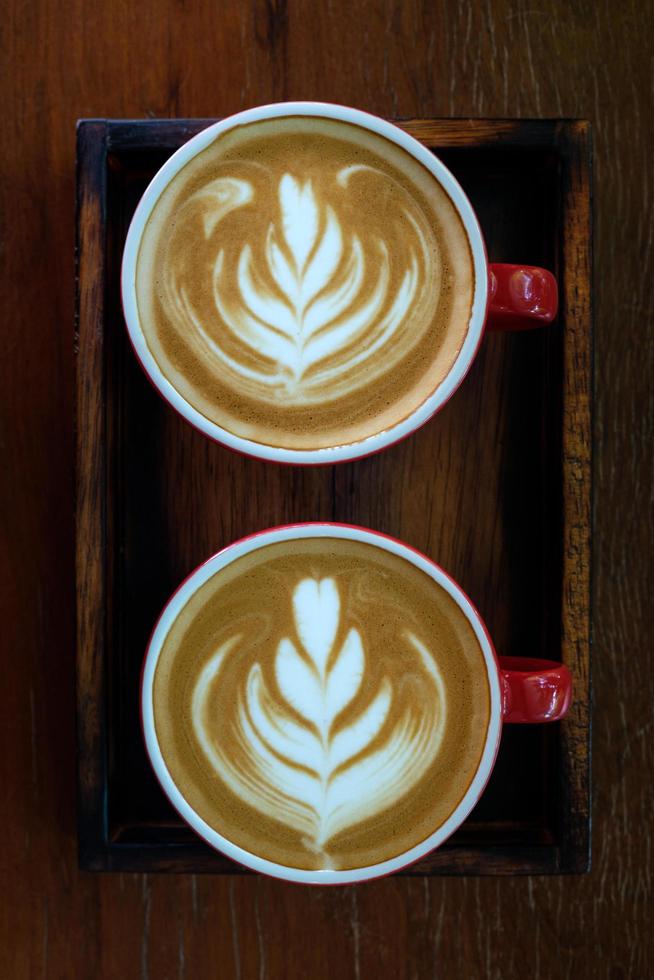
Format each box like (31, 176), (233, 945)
(2, 1), (652, 977)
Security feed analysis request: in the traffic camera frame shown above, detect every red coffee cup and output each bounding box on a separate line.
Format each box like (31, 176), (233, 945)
(141, 523), (571, 884)
(122, 102), (557, 465)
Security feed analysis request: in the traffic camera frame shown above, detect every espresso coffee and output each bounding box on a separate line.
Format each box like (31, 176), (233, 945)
(136, 116), (474, 449)
(153, 537), (490, 870)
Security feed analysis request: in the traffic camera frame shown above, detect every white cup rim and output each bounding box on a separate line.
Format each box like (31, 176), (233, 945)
(141, 522), (503, 885)
(121, 101), (489, 464)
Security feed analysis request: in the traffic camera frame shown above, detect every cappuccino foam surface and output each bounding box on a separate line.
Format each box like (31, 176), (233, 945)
(136, 116), (474, 449)
(153, 538), (490, 871)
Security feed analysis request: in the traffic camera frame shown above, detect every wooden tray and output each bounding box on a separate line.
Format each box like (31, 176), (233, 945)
(76, 118), (592, 875)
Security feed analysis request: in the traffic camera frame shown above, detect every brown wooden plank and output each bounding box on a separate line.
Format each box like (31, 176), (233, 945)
(3, 0), (652, 976)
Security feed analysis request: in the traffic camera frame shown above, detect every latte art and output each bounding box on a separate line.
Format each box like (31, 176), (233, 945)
(164, 167), (436, 405)
(153, 538), (490, 870)
(191, 577), (446, 863)
(136, 116), (474, 449)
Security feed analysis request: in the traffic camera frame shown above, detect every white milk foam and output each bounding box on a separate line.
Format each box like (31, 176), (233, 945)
(191, 577), (446, 861)
(162, 167), (432, 403)
(136, 116), (475, 449)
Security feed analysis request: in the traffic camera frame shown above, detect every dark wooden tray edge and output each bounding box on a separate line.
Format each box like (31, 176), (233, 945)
(76, 119), (110, 871)
(557, 119), (593, 875)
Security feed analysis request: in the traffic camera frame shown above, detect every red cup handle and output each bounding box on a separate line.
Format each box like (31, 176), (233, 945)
(499, 657), (572, 723)
(487, 263), (558, 331)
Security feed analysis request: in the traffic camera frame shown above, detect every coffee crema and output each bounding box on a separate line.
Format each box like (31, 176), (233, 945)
(136, 116), (474, 449)
(153, 538), (490, 870)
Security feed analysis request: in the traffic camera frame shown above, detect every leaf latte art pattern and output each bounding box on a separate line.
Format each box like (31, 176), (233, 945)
(162, 165), (439, 405)
(192, 578), (446, 861)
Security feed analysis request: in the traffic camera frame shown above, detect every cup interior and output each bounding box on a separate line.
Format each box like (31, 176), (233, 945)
(141, 523), (503, 884)
(121, 102), (489, 464)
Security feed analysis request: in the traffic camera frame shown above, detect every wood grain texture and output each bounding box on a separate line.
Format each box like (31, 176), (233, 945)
(1, 1), (652, 978)
(75, 118), (589, 876)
